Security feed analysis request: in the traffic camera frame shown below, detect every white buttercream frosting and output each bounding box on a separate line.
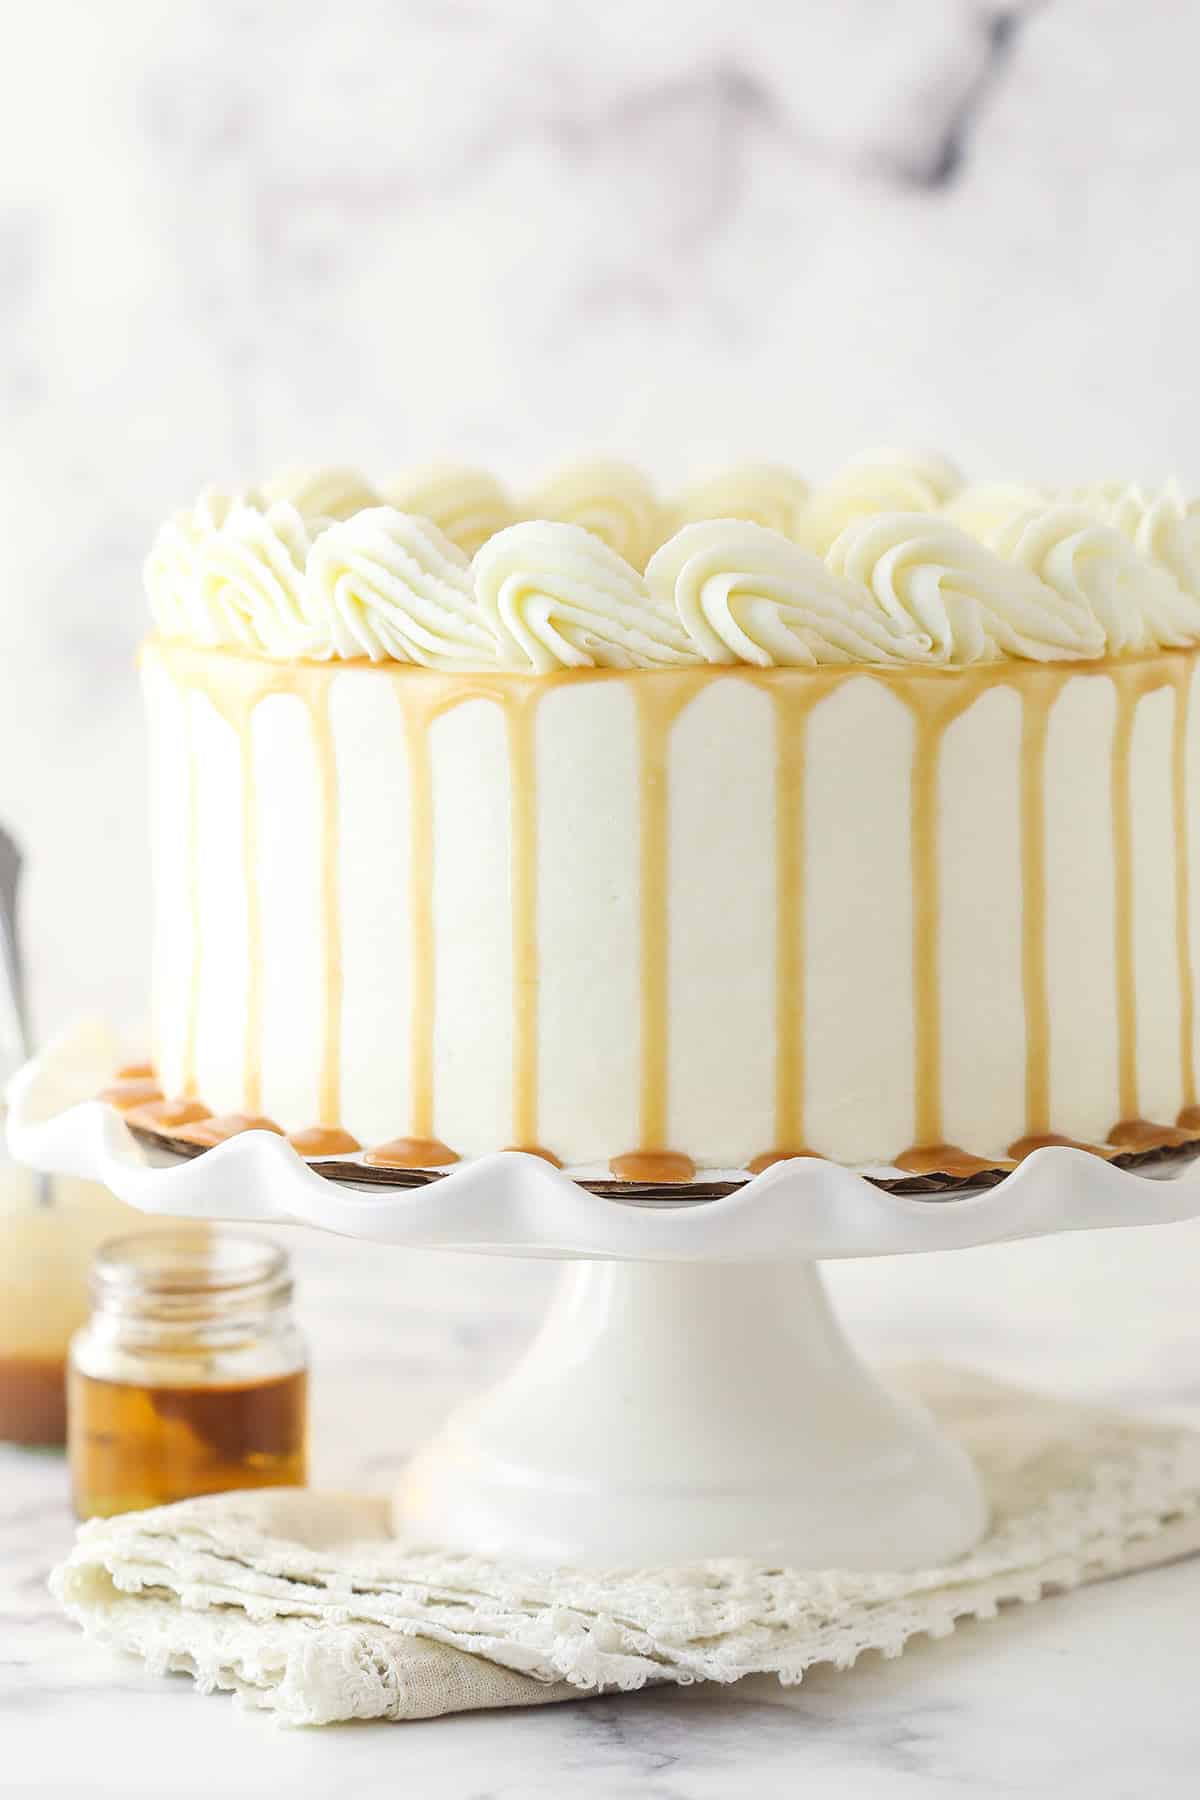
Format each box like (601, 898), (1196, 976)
(303, 508), (506, 669)
(942, 481), (1051, 537)
(1080, 481), (1200, 606)
(672, 465), (811, 540)
(646, 521), (934, 667)
(474, 522), (699, 671)
(380, 465), (515, 557)
(146, 455), (1200, 669)
(522, 459), (663, 572)
(826, 513), (1107, 664)
(795, 450), (965, 554)
(260, 465), (379, 522)
(145, 487), (262, 638)
(192, 503), (318, 656)
(988, 503), (1200, 654)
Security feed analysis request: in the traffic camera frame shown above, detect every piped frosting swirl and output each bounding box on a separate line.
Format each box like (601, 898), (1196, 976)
(303, 509), (505, 670)
(475, 522), (697, 671)
(146, 454), (1200, 671)
(988, 504), (1200, 655)
(522, 459), (664, 572)
(646, 521), (934, 667)
(1086, 482), (1200, 604)
(793, 450), (965, 555)
(191, 503), (317, 657)
(260, 465), (379, 522)
(145, 486), (262, 639)
(380, 466), (514, 558)
(826, 513), (1106, 664)
(672, 465), (811, 541)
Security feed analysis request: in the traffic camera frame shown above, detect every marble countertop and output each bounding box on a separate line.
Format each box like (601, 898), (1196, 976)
(4, 1216), (1200, 1797)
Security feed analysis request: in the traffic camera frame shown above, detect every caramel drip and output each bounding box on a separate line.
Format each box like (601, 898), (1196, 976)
(1104, 658), (1184, 1124)
(770, 687), (824, 1155)
(98, 1078), (163, 1110)
(1176, 1103), (1200, 1133)
(632, 678), (696, 1158)
(503, 1145), (563, 1167)
(147, 641), (1200, 1168)
(287, 1126), (361, 1157)
(182, 698), (200, 1097)
(1173, 663), (1196, 1110)
(1008, 1132), (1116, 1162)
(909, 703), (945, 1149)
(635, 685), (670, 1151)
(893, 1143), (1013, 1178)
(363, 1135), (459, 1169)
(400, 699), (436, 1139)
(391, 673), (557, 1144)
(609, 1149), (696, 1183)
(506, 697), (540, 1149)
(311, 687), (342, 1126)
(240, 726), (263, 1115)
(1111, 667), (1139, 1123)
(1107, 1117), (1193, 1152)
(899, 683), (977, 1154)
(174, 1113), (284, 1148)
(126, 1097), (211, 1132)
(154, 646), (349, 1129)
(746, 1148), (823, 1174)
(1019, 677), (1055, 1136)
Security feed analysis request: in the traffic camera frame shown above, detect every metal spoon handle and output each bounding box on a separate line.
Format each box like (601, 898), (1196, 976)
(0, 826), (51, 1205)
(0, 825), (28, 1080)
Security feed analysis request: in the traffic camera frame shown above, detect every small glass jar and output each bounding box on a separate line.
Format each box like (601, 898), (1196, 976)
(68, 1228), (308, 1519)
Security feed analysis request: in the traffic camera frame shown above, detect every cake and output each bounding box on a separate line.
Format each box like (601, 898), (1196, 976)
(128, 452), (1200, 1180)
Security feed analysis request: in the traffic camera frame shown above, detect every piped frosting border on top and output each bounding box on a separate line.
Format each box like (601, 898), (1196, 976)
(146, 452), (1200, 671)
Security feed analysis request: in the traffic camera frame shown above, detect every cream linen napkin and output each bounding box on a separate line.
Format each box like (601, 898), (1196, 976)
(51, 1365), (1200, 1726)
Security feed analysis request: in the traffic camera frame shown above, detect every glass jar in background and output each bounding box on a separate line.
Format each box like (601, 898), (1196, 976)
(68, 1228), (308, 1518)
(0, 1153), (144, 1445)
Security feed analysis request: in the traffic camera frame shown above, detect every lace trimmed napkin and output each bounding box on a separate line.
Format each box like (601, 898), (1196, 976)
(51, 1365), (1200, 1726)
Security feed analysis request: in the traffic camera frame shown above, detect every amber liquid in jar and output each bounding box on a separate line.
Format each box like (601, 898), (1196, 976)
(70, 1368), (307, 1517)
(69, 1228), (308, 1519)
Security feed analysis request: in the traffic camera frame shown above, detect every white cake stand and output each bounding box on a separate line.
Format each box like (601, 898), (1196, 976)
(11, 1023), (1200, 1570)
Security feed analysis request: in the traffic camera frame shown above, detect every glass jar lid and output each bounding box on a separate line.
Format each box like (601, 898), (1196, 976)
(90, 1228), (292, 1329)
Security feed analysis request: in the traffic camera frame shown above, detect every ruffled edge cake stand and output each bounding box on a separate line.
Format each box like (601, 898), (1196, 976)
(11, 1021), (1200, 1569)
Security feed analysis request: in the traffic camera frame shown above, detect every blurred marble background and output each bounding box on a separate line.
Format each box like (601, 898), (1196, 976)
(1, 0), (1197, 1035)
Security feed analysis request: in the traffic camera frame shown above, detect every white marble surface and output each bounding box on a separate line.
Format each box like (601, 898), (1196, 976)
(4, 1216), (1200, 1795)
(4, 0), (1200, 1039)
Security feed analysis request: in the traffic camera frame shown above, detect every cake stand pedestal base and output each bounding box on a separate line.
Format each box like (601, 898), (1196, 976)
(394, 1259), (988, 1568)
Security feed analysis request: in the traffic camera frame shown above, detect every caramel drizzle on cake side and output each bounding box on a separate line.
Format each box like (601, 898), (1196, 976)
(148, 642), (1200, 1176)
(311, 683), (343, 1127)
(1106, 654), (1198, 1149)
(628, 678), (701, 1178)
(504, 692), (543, 1154)
(1112, 665), (1139, 1128)
(239, 726), (264, 1115)
(765, 682), (827, 1163)
(182, 707), (201, 1099)
(887, 655), (1200, 1169)
(1175, 662), (1197, 1116)
(896, 678), (980, 1158)
(398, 696), (436, 1140)
(1018, 672), (1056, 1139)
